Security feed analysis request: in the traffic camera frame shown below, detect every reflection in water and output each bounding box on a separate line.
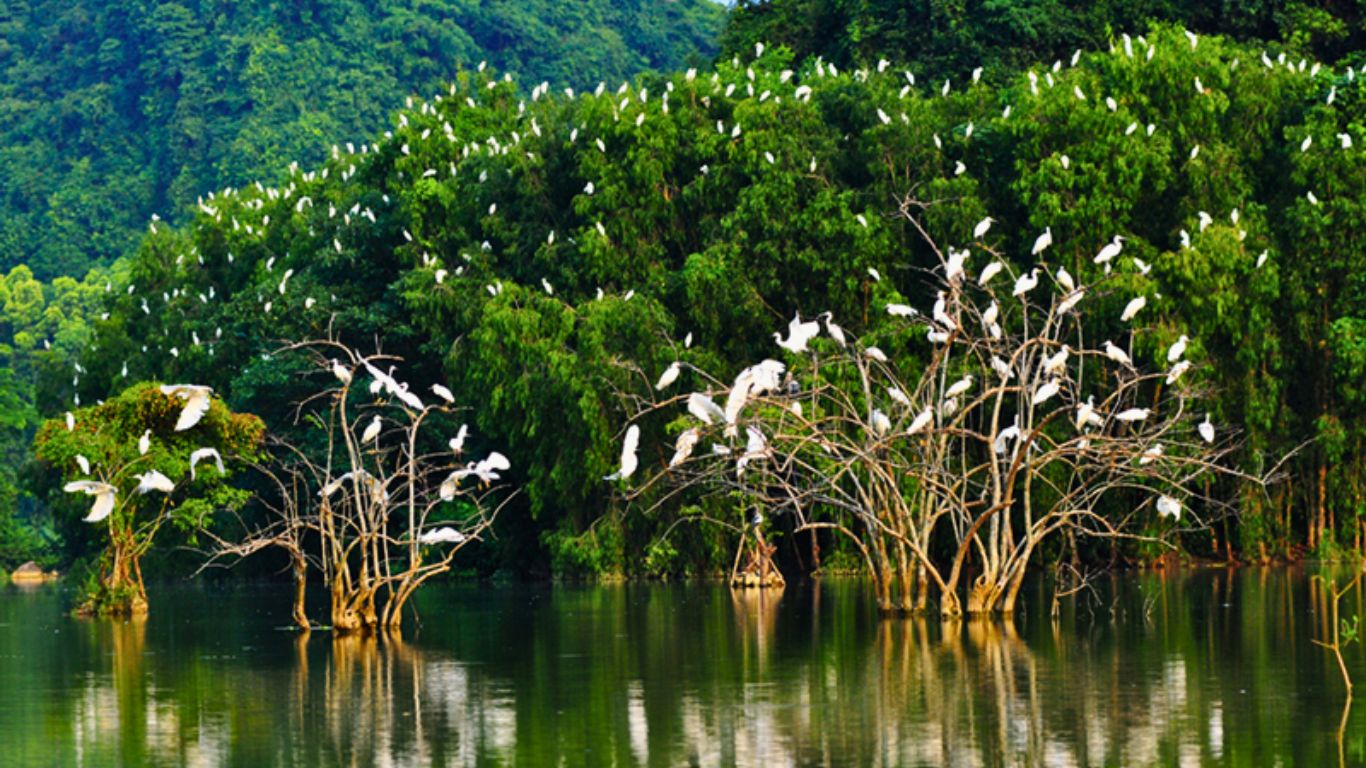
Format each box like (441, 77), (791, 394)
(0, 569), (1363, 766)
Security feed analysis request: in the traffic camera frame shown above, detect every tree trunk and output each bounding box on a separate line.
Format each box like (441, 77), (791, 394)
(79, 534), (149, 617)
(291, 555), (309, 631)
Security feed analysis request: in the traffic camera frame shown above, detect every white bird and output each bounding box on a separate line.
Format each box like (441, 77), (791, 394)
(994, 420), (1021, 455)
(189, 447), (225, 480)
(944, 374), (974, 400)
(1167, 360), (1193, 384)
(982, 300), (999, 327)
(1043, 346), (1070, 376)
(75, 455), (90, 474)
(445, 452), (512, 491)
(1075, 396), (1103, 430)
(362, 415), (382, 444)
(138, 429), (151, 456)
(991, 355), (1013, 380)
(64, 480), (118, 523)
(1301, 135), (1313, 152)
(870, 409), (891, 436)
(973, 216), (994, 239)
(945, 249), (968, 284)
(1103, 341), (1132, 367)
(864, 347), (888, 363)
(1139, 443), (1165, 465)
(1199, 414), (1215, 444)
(932, 291), (956, 329)
(1032, 378), (1061, 406)
(655, 362), (682, 390)
(1058, 289), (1085, 314)
(1094, 235), (1124, 264)
(1167, 335), (1189, 363)
(1056, 266), (1075, 293)
(1031, 227), (1053, 256)
(669, 428), (700, 467)
(687, 393), (727, 425)
(1156, 495), (1182, 520)
(1013, 268), (1040, 297)
(907, 407), (934, 435)
(419, 527), (467, 545)
(820, 312), (847, 347)
(331, 360), (353, 384)
(978, 261), (1004, 285)
(886, 303), (918, 318)
(1120, 296), (1147, 322)
(65, 412), (74, 431)
(448, 424), (469, 454)
(1256, 251), (1270, 269)
(159, 385), (213, 431)
(431, 384), (456, 403)
(135, 470), (176, 494)
(1114, 407), (1151, 422)
(888, 387), (911, 407)
(775, 313), (821, 353)
(604, 424), (641, 481)
(736, 426), (770, 476)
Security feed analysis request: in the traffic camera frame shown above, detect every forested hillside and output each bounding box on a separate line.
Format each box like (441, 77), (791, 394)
(0, 0), (725, 279)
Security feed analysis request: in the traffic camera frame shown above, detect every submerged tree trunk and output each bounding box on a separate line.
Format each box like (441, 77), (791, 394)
(290, 554), (309, 631)
(79, 531), (149, 617)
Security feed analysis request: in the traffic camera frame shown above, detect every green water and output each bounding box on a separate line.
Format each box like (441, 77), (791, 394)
(0, 569), (1362, 766)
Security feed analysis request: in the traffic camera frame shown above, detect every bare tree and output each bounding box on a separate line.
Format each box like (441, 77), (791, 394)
(203, 337), (513, 633)
(614, 208), (1277, 616)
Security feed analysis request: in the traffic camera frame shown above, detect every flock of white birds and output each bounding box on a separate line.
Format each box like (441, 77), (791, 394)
(54, 24), (1354, 531)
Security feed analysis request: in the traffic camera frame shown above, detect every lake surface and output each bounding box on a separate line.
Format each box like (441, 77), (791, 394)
(0, 568), (1362, 766)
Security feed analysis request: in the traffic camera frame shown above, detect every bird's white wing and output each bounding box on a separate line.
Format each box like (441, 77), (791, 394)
(86, 489), (117, 523)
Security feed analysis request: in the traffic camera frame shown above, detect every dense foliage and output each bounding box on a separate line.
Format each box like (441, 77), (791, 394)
(721, 0), (1366, 85)
(0, 0), (724, 279)
(20, 22), (1358, 580)
(8, 2), (1366, 581)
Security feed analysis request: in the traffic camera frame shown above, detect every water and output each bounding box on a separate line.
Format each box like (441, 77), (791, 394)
(0, 568), (1362, 766)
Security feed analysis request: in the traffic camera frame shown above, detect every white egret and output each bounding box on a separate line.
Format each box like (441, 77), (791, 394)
(75, 455), (91, 475)
(1199, 414), (1216, 443)
(1012, 268), (1041, 298)
(1156, 495), (1182, 520)
(886, 303), (917, 318)
(945, 249), (968, 283)
(994, 419), (1021, 455)
(604, 424), (640, 481)
(64, 480), (117, 523)
(1075, 396), (1102, 430)
(135, 470), (176, 495)
(1043, 346), (1070, 376)
(1031, 227), (1053, 255)
(1115, 407), (1151, 422)
(362, 415), (382, 444)
(932, 291), (956, 329)
(687, 393), (726, 425)
(982, 300), (999, 326)
(870, 409), (891, 436)
(331, 360), (352, 384)
(448, 424), (469, 454)
(1032, 378), (1061, 406)
(978, 261), (1004, 285)
(775, 313), (821, 353)
(419, 527), (467, 545)
(669, 428), (700, 467)
(736, 426), (769, 476)
(65, 412), (74, 431)
(907, 407), (934, 435)
(888, 387), (911, 407)
(1167, 335), (1189, 363)
(820, 312), (847, 347)
(189, 447), (225, 480)
(159, 384), (213, 431)
(1167, 360), (1193, 384)
(1120, 296), (1147, 322)
(655, 362), (682, 390)
(864, 347), (888, 363)
(991, 355), (1013, 380)
(973, 216), (994, 239)
(1139, 443), (1165, 465)
(138, 429), (151, 456)
(1103, 341), (1133, 367)
(431, 384), (456, 403)
(944, 374), (974, 400)
(1056, 266), (1075, 293)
